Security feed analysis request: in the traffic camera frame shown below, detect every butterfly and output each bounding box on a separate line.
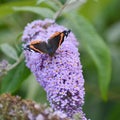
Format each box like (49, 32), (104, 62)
(25, 30), (71, 57)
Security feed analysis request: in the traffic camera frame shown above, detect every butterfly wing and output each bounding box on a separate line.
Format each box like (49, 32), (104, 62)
(28, 40), (48, 54)
(25, 30), (70, 57)
(48, 32), (64, 54)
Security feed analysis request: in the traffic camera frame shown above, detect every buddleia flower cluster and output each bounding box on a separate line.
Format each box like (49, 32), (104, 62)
(22, 19), (87, 120)
(0, 94), (69, 120)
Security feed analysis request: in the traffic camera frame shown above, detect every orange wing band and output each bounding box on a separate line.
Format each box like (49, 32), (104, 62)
(49, 32), (61, 39)
(59, 33), (64, 47)
(29, 40), (43, 53)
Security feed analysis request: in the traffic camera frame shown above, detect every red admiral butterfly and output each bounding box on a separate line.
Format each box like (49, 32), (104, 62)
(26, 30), (71, 56)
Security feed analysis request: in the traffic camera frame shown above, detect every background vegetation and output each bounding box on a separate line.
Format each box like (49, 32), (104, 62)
(0, 0), (120, 120)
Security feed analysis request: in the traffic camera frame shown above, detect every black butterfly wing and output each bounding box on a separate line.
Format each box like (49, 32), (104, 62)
(28, 40), (48, 54)
(48, 32), (65, 55)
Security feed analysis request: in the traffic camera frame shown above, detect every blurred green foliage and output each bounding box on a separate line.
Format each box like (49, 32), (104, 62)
(0, 0), (120, 120)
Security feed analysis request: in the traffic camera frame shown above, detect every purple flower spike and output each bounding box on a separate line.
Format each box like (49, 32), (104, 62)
(22, 19), (87, 119)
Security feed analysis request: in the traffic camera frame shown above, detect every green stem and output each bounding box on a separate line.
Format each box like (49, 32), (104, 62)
(53, 0), (68, 20)
(7, 53), (24, 71)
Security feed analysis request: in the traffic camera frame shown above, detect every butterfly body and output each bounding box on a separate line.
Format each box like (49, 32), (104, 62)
(46, 44), (55, 56)
(25, 30), (71, 56)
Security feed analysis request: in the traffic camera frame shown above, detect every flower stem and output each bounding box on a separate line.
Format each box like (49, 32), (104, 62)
(7, 53), (24, 71)
(53, 1), (68, 20)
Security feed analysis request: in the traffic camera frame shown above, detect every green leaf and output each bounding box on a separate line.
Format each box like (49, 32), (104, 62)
(44, 1), (61, 11)
(0, 0), (36, 18)
(0, 43), (18, 61)
(106, 103), (120, 120)
(0, 61), (30, 94)
(24, 74), (47, 103)
(37, 0), (47, 5)
(13, 6), (54, 18)
(61, 12), (111, 100)
(64, 0), (86, 12)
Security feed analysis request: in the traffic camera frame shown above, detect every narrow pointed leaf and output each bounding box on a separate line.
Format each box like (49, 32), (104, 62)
(13, 6), (54, 18)
(0, 61), (30, 94)
(0, 43), (18, 61)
